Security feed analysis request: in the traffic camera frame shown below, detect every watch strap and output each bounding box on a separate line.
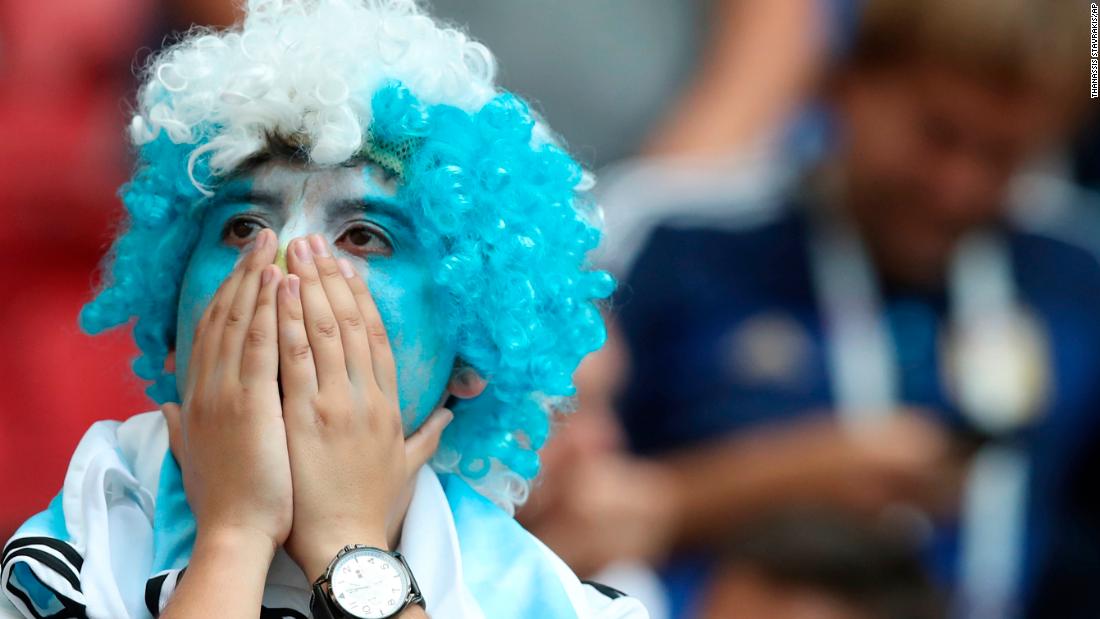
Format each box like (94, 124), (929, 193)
(395, 552), (426, 610)
(310, 580), (338, 619)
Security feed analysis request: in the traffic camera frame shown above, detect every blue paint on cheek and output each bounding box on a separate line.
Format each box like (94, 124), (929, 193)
(366, 259), (455, 432)
(174, 213), (244, 390)
(174, 177), (257, 390)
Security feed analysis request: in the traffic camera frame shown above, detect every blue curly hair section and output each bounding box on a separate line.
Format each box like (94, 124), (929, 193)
(80, 82), (614, 502)
(80, 132), (214, 404)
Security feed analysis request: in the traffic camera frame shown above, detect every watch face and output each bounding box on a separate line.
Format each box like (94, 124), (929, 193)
(329, 548), (410, 619)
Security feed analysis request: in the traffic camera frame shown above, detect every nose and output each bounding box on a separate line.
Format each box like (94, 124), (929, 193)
(272, 209), (316, 272)
(273, 234), (319, 274)
(274, 241), (289, 273)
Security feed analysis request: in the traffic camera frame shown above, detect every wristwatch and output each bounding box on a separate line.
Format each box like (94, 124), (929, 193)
(309, 545), (425, 619)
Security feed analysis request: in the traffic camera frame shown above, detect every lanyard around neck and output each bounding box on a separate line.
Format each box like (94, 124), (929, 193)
(808, 204), (1036, 619)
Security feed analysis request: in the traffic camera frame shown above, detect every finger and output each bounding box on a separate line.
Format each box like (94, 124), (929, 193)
(286, 237), (347, 391)
(162, 402), (184, 465)
(194, 242), (253, 389)
(278, 274), (319, 401)
(404, 408), (454, 478)
(240, 264), (283, 387)
(312, 244), (373, 388)
(344, 260), (398, 398)
(220, 228), (278, 378)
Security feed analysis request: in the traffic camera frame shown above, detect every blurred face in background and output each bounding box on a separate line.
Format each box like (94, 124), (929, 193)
(833, 62), (1064, 287)
(526, 325), (628, 510)
(702, 568), (871, 619)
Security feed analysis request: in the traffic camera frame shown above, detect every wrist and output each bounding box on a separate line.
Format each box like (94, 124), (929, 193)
(160, 526), (276, 618)
(195, 524), (280, 562)
(178, 525), (278, 607)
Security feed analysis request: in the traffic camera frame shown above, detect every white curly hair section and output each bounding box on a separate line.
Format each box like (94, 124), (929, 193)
(129, 0), (498, 192)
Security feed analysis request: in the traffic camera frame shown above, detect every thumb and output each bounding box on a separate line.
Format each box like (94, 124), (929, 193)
(404, 408), (454, 478)
(162, 402), (185, 465)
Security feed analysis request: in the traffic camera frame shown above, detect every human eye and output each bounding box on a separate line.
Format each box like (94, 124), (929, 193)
(220, 214), (269, 248)
(335, 222), (393, 258)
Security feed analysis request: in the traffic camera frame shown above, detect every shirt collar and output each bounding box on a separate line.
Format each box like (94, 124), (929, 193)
(396, 466), (485, 619)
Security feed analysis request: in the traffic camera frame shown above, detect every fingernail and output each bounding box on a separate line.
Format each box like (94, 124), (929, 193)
(287, 275), (301, 298)
(254, 228), (270, 251)
(293, 239), (312, 264)
(337, 258), (356, 279)
(309, 234), (330, 258)
(261, 266), (274, 286)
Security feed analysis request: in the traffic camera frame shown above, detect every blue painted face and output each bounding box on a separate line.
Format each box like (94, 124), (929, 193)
(174, 160), (457, 431)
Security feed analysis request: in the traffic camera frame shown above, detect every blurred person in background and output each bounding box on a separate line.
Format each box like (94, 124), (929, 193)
(519, 324), (676, 619)
(0, 0), (239, 539)
(700, 509), (943, 619)
(428, 0), (856, 168)
(616, 0), (1092, 618)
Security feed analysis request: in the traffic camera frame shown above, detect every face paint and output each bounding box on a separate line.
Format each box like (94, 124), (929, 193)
(175, 160), (457, 432)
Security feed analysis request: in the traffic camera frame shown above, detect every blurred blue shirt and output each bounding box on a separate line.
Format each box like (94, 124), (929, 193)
(617, 203), (1100, 618)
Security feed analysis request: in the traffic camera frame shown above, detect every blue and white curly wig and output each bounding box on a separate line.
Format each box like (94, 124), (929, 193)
(80, 0), (613, 510)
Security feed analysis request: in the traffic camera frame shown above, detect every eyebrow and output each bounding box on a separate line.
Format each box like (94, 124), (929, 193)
(206, 185), (412, 230)
(331, 197), (413, 230)
(208, 188), (282, 210)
